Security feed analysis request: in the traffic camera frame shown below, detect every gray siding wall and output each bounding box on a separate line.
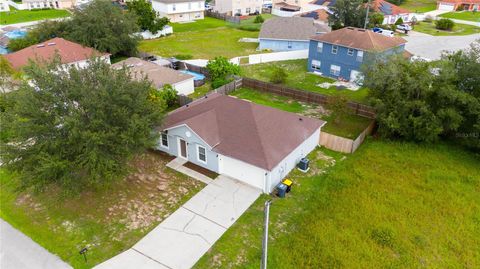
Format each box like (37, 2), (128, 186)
(156, 125), (220, 172)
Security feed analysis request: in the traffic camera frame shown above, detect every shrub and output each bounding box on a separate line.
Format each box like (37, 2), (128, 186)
(327, 95), (349, 124)
(371, 228), (395, 248)
(212, 77), (232, 89)
(394, 17), (403, 25)
(435, 18), (455, 30)
(206, 56), (240, 82)
(253, 15), (264, 23)
(158, 84), (178, 107)
(270, 66), (287, 84)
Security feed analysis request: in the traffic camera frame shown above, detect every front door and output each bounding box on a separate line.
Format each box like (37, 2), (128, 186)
(179, 139), (187, 159)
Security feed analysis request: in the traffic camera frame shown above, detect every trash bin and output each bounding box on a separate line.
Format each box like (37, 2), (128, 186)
(276, 183), (287, 198)
(282, 179), (293, 193)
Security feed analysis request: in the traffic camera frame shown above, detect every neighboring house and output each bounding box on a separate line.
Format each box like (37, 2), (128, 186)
(437, 0), (479, 11)
(213, 0), (263, 15)
(297, 8), (330, 24)
(4, 37), (110, 70)
(259, 17), (329, 51)
(370, 0), (413, 24)
(307, 27), (407, 81)
(156, 93), (325, 193)
(23, 0), (76, 9)
(0, 0), (10, 11)
(152, 0), (205, 22)
(111, 57), (195, 95)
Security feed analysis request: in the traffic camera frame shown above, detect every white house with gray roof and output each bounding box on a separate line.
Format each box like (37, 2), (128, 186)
(152, 0), (205, 22)
(259, 17), (330, 52)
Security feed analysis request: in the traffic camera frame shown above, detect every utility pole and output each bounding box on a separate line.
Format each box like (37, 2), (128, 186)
(364, 0), (372, 29)
(260, 200), (272, 269)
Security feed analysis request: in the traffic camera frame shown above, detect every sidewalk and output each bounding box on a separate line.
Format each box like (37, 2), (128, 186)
(0, 219), (72, 269)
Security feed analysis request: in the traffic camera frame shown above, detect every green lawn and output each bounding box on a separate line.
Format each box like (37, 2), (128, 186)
(188, 81), (212, 99)
(399, 0), (437, 13)
(195, 140), (480, 269)
(231, 88), (372, 139)
(414, 21), (480, 35)
(440, 11), (480, 22)
(230, 14), (275, 31)
(0, 151), (204, 269)
(0, 7), (70, 25)
(241, 59), (370, 104)
(170, 17), (228, 33)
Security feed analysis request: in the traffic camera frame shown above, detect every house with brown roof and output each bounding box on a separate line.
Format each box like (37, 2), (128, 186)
(259, 17), (330, 51)
(370, 0), (413, 24)
(307, 27), (407, 82)
(156, 93), (325, 192)
(4, 37), (110, 70)
(111, 57), (195, 95)
(437, 0), (479, 11)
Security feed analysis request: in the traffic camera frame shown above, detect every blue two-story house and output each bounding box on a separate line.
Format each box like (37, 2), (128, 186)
(307, 27), (407, 82)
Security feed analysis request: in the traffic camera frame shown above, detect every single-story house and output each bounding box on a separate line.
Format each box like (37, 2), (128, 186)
(259, 17), (330, 51)
(3, 37), (110, 70)
(308, 27), (407, 81)
(370, 0), (413, 24)
(111, 57), (195, 95)
(23, 0), (76, 10)
(156, 93), (325, 193)
(152, 0), (205, 22)
(437, 0), (479, 11)
(298, 9), (330, 24)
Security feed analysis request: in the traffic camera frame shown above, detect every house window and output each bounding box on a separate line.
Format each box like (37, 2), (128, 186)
(161, 133), (169, 148)
(246, 7), (251, 13)
(347, 48), (354, 56)
(331, 45), (338, 54)
(311, 60), (321, 71)
(188, 2), (191, 9)
(236, 9), (241, 14)
(172, 4), (176, 11)
(357, 50), (364, 62)
(195, 12), (201, 18)
(198, 2), (201, 8)
(330, 65), (341, 76)
(317, 42), (323, 53)
(287, 41), (293, 49)
(197, 145), (207, 163)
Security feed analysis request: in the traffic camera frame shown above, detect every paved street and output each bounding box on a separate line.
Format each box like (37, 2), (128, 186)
(404, 32), (480, 60)
(0, 219), (72, 269)
(94, 175), (261, 269)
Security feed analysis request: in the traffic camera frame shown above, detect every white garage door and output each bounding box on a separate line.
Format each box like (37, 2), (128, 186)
(218, 155), (266, 191)
(438, 3), (455, 11)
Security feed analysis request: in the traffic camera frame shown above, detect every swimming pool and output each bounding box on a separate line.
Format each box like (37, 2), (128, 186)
(181, 70), (205, 81)
(5, 29), (27, 39)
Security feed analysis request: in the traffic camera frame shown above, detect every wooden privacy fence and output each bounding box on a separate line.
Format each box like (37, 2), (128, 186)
(320, 121), (376, 153)
(213, 77), (242, 95)
(205, 10), (240, 24)
(242, 78), (376, 119)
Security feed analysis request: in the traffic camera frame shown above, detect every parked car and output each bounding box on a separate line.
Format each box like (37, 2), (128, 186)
(372, 27), (383, 33)
(263, 3), (272, 8)
(397, 24), (412, 31)
(371, 27), (394, 37)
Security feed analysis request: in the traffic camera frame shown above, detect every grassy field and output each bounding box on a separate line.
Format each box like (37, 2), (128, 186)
(0, 7), (70, 25)
(195, 140), (480, 269)
(231, 88), (372, 139)
(399, 0), (437, 13)
(241, 59), (370, 104)
(440, 11), (480, 22)
(414, 21), (480, 35)
(188, 81), (212, 99)
(0, 151), (204, 269)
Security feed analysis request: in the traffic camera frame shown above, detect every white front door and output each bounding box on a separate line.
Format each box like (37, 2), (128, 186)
(178, 138), (188, 159)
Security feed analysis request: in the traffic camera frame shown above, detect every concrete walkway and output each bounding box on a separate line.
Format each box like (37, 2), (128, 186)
(0, 219), (72, 269)
(94, 175), (261, 269)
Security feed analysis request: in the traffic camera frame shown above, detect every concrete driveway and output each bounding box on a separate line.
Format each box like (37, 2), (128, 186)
(404, 32), (480, 60)
(94, 175), (261, 269)
(0, 219), (72, 269)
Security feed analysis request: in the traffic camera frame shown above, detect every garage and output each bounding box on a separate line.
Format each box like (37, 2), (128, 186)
(438, 2), (455, 11)
(218, 155), (266, 191)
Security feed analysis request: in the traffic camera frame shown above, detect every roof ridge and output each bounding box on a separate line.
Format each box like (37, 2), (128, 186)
(248, 102), (272, 169)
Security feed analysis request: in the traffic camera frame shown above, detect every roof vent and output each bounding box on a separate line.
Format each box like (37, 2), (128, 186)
(299, 118), (303, 121)
(358, 29), (366, 32)
(204, 95), (208, 98)
(346, 27), (354, 30)
(185, 104), (189, 107)
(47, 42), (56, 46)
(36, 44), (45, 48)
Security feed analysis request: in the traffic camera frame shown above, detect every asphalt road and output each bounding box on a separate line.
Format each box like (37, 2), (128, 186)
(0, 219), (72, 269)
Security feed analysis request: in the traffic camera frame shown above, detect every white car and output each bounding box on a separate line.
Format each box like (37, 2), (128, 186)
(397, 24), (412, 31)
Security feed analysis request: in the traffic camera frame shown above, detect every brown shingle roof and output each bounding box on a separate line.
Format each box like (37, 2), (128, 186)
(111, 57), (194, 87)
(371, 0), (411, 15)
(162, 93), (325, 170)
(311, 27), (407, 51)
(4, 37), (108, 70)
(259, 17), (328, 41)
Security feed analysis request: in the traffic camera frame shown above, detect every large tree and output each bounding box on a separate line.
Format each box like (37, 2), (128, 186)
(328, 0), (368, 29)
(8, 0), (140, 56)
(0, 58), (165, 191)
(127, 0), (170, 34)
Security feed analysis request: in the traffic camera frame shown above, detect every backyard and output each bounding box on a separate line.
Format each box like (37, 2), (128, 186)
(413, 21), (480, 36)
(440, 11), (480, 22)
(399, 0), (437, 13)
(0, 7), (70, 25)
(240, 59), (370, 104)
(230, 88), (372, 139)
(0, 151), (204, 269)
(195, 140), (480, 268)
(139, 16), (275, 60)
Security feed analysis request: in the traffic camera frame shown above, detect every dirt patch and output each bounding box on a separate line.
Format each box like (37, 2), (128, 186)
(308, 151), (338, 176)
(183, 162), (219, 179)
